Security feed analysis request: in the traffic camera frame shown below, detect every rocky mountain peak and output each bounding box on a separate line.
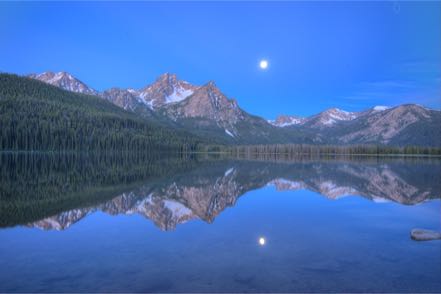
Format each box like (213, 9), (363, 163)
(396, 104), (429, 113)
(206, 80), (217, 88)
(305, 107), (359, 127)
(269, 115), (306, 127)
(196, 81), (221, 98)
(138, 73), (198, 108)
(340, 104), (438, 145)
(324, 107), (353, 116)
(29, 71), (98, 95)
(101, 87), (144, 111)
(195, 82), (240, 112)
(163, 80), (246, 136)
(155, 72), (180, 87)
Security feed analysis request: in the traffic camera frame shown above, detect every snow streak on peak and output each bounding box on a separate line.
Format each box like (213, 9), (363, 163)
(165, 87), (194, 104)
(225, 129), (235, 137)
(373, 105), (389, 111)
(269, 115), (306, 127)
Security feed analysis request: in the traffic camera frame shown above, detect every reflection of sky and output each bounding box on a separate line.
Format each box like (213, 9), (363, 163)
(0, 187), (440, 293)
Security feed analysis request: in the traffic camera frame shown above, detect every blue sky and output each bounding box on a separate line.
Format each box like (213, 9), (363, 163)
(0, 1), (439, 118)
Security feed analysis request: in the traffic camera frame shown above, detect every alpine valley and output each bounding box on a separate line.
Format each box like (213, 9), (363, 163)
(1, 71), (440, 150)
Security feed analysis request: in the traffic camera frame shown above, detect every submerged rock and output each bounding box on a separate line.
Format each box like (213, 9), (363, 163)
(411, 229), (441, 241)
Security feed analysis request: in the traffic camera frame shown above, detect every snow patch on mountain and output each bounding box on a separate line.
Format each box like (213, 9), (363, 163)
(48, 72), (70, 83)
(323, 118), (337, 125)
(373, 105), (389, 111)
(165, 88), (194, 104)
(163, 200), (193, 218)
(224, 167), (235, 177)
(137, 95), (154, 109)
(269, 116), (305, 127)
(225, 129), (235, 137)
(271, 178), (306, 190)
(372, 196), (391, 203)
(330, 109), (358, 120)
(318, 181), (358, 199)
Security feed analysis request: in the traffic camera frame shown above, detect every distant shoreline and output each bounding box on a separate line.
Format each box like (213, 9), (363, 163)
(1, 150), (441, 158)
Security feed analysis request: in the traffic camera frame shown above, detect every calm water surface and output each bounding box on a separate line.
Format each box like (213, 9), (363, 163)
(0, 153), (440, 293)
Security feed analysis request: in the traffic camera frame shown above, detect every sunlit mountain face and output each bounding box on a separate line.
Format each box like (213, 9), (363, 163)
(1, 153), (438, 231)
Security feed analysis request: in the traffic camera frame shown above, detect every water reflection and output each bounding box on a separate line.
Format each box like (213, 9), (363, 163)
(0, 153), (440, 231)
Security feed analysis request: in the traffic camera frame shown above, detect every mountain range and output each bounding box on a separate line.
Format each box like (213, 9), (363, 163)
(20, 71), (441, 146)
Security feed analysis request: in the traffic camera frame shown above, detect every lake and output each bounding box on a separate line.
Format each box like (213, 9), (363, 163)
(0, 153), (440, 293)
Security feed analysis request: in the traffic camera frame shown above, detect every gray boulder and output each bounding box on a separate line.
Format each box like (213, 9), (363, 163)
(411, 229), (441, 241)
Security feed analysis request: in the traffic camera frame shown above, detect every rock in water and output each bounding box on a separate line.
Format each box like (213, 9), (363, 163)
(411, 229), (441, 241)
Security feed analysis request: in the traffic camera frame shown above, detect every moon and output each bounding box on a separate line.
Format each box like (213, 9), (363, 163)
(259, 237), (266, 246)
(259, 60), (268, 70)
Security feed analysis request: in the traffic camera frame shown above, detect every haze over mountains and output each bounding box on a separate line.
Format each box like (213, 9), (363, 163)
(26, 71), (441, 146)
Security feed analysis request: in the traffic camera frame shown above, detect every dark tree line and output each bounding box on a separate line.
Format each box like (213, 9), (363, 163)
(226, 144), (441, 156)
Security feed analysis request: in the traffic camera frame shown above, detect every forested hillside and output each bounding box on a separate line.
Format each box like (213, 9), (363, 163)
(0, 74), (203, 152)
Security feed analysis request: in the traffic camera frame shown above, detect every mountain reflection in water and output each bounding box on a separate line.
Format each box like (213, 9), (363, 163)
(1, 153), (439, 231)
